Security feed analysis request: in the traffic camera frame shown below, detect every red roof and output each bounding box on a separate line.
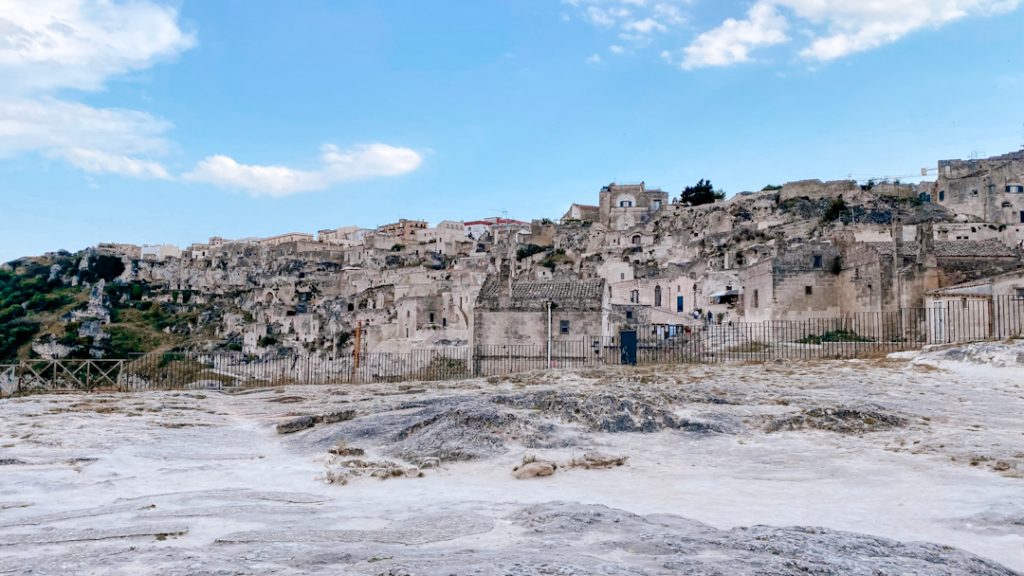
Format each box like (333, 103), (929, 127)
(464, 219), (529, 226)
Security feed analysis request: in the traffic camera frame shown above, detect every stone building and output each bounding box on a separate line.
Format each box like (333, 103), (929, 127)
(744, 221), (1022, 324)
(924, 267), (1024, 343)
(463, 218), (531, 242)
(376, 219), (428, 242)
(259, 232), (315, 247)
(561, 203), (600, 224)
(414, 220), (466, 249)
(140, 244), (182, 261)
(598, 182), (669, 231)
(187, 243), (210, 259)
(318, 226), (370, 246)
(473, 276), (607, 347)
(608, 266), (703, 335)
(864, 234), (1021, 297)
(742, 240), (843, 322)
(935, 149), (1024, 223)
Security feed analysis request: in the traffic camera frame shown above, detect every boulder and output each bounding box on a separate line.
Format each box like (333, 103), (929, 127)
(571, 452), (628, 469)
(513, 461), (557, 480)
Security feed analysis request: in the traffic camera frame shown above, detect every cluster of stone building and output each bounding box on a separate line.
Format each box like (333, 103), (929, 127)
(93, 149), (1024, 357)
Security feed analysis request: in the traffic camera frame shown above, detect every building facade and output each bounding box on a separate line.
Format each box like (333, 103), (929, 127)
(598, 182), (669, 231)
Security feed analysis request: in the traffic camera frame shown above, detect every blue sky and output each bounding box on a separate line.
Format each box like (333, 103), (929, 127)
(1, 0), (1022, 262)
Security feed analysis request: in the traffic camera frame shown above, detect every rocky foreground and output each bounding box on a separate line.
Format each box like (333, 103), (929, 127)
(1, 342), (1023, 574)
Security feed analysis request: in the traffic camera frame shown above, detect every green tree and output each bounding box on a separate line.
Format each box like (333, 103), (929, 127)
(680, 179), (725, 206)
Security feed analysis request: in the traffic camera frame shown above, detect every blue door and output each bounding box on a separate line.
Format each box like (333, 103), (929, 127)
(619, 330), (637, 365)
(676, 296), (684, 312)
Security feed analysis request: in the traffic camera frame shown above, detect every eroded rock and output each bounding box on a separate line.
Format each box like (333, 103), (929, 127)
(276, 416), (315, 434)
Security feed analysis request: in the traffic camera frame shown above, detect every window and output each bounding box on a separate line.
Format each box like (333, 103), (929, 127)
(1006, 185), (1024, 193)
(753, 289), (759, 309)
(620, 273), (625, 280)
(812, 255), (823, 268)
(805, 286), (813, 296)
(559, 320), (570, 334)
(652, 200), (662, 210)
(654, 285), (662, 307)
(972, 189), (979, 196)
(1021, 211), (1024, 224)
(962, 298), (968, 309)
(625, 310), (633, 320)
(429, 312), (435, 323)
(855, 267), (860, 280)
(1015, 288), (1024, 300)
(939, 190), (945, 201)
(632, 235), (642, 245)
(619, 200), (633, 208)
(442, 318), (448, 327)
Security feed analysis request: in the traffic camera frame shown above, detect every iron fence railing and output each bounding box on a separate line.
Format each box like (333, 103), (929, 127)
(1, 296), (1021, 397)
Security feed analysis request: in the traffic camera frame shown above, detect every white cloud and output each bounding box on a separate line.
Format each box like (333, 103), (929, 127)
(585, 6), (619, 27)
(0, 0), (193, 178)
(779, 0), (1021, 62)
(61, 147), (170, 179)
(568, 0), (690, 47)
(623, 18), (668, 34)
(185, 144), (423, 197)
(0, 0), (195, 95)
(575, 0), (1019, 70)
(610, 44), (626, 54)
(681, 0), (1020, 69)
(681, 3), (789, 69)
(585, 52), (604, 65)
(0, 2), (423, 191)
(652, 3), (687, 25)
(0, 96), (174, 178)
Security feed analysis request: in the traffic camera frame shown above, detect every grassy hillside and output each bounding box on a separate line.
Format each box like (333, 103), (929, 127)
(1, 253), (184, 363)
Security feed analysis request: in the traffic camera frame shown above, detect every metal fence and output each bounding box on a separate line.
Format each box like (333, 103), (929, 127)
(2, 296), (1022, 396)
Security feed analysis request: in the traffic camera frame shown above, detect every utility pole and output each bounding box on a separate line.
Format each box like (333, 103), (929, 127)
(547, 301), (553, 369)
(351, 321), (362, 379)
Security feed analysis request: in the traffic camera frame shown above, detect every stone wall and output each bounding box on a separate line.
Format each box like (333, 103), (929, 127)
(473, 309), (604, 348)
(779, 179), (858, 202)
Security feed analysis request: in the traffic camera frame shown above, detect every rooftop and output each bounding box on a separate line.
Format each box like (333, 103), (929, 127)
(478, 278), (605, 310)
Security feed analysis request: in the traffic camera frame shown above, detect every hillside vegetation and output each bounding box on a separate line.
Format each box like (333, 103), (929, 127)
(1, 254), (182, 363)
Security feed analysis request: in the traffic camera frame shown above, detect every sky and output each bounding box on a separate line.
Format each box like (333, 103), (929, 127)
(1, 0), (1023, 262)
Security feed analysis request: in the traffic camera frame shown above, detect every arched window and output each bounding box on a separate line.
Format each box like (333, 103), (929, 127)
(632, 235), (642, 246)
(939, 190), (945, 202)
(654, 285), (662, 308)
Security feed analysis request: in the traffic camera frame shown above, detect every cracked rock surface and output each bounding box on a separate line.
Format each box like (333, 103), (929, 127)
(0, 342), (1022, 574)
